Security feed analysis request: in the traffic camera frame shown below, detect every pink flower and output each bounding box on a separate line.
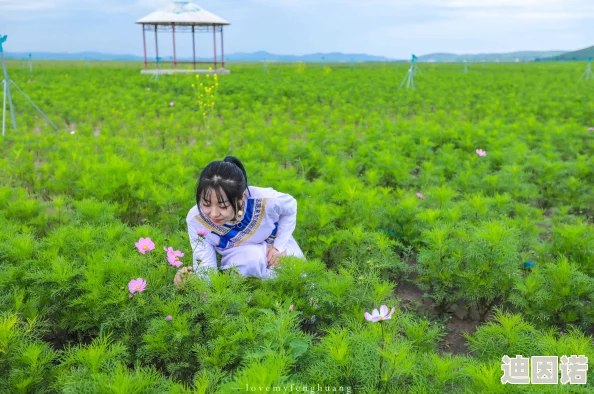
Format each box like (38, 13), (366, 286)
(197, 229), (209, 237)
(129, 294), (133, 299)
(163, 246), (184, 267)
(416, 192), (425, 199)
(364, 305), (395, 322)
(589, 127), (594, 131)
(165, 315), (173, 321)
(169, 101), (175, 107)
(35, 115), (39, 119)
(135, 237), (155, 254)
(128, 278), (147, 293)
(476, 149), (487, 157)
(289, 304), (294, 311)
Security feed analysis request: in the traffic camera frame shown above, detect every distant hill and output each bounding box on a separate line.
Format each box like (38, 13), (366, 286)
(4, 49), (576, 63)
(4, 51), (145, 61)
(225, 51), (394, 62)
(418, 51), (566, 63)
(4, 50), (393, 63)
(547, 45), (594, 61)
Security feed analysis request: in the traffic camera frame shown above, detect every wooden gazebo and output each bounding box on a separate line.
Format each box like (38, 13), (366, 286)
(136, 1), (230, 74)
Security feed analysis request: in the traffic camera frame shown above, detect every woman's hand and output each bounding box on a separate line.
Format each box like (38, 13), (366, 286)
(267, 246), (286, 268)
(174, 266), (193, 290)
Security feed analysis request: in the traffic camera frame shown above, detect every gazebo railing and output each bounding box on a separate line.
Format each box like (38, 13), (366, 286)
(141, 22), (226, 71)
(147, 61), (218, 65)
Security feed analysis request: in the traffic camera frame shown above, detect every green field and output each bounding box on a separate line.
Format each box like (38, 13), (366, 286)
(1, 61), (593, 393)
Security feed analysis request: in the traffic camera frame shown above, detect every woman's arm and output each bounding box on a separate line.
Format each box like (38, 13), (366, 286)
(266, 188), (298, 254)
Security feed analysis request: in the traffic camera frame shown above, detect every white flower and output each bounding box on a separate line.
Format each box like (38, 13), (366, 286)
(70, 131), (76, 135)
(364, 305), (396, 322)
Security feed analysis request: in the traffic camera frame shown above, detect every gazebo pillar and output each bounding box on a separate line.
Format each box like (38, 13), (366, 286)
(213, 24), (217, 69)
(192, 26), (196, 70)
(172, 24), (177, 69)
(154, 25), (159, 64)
(142, 25), (148, 70)
(221, 27), (225, 69)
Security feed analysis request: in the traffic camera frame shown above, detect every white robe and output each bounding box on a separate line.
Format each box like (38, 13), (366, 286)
(186, 185), (306, 281)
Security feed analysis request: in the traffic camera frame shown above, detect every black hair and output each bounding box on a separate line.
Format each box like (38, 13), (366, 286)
(195, 156), (251, 220)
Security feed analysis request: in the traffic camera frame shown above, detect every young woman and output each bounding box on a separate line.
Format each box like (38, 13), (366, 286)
(174, 156), (305, 287)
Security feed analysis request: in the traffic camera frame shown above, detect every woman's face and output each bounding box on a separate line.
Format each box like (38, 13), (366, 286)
(200, 188), (242, 225)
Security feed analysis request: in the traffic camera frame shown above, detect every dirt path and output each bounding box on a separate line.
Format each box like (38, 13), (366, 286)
(394, 276), (488, 356)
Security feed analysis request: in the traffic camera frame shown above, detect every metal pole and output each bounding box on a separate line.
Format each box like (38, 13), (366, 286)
(221, 27), (225, 69)
(399, 70), (406, 89)
(9, 80), (59, 131)
(582, 59), (592, 81)
(154, 25), (159, 69)
(2, 81), (6, 137)
(213, 24), (217, 69)
(172, 24), (177, 70)
(142, 25), (148, 70)
(192, 25), (196, 70)
(0, 51), (16, 130)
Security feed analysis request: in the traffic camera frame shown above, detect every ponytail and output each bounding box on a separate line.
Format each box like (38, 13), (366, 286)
(223, 155), (251, 197)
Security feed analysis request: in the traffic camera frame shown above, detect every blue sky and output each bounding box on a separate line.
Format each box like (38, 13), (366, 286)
(1, 0), (592, 58)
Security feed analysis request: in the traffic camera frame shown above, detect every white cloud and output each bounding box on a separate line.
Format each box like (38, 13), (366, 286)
(442, 0), (594, 20)
(1, 0), (65, 12)
(446, 10), (594, 21)
(4, 0), (593, 18)
(0, 0), (166, 13)
(2, 0), (593, 57)
(244, 0), (594, 26)
(443, 0), (552, 7)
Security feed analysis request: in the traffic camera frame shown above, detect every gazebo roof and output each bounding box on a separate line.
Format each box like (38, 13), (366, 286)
(136, 1), (230, 26)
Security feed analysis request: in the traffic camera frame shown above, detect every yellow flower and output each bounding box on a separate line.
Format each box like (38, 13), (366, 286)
(191, 84), (195, 88)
